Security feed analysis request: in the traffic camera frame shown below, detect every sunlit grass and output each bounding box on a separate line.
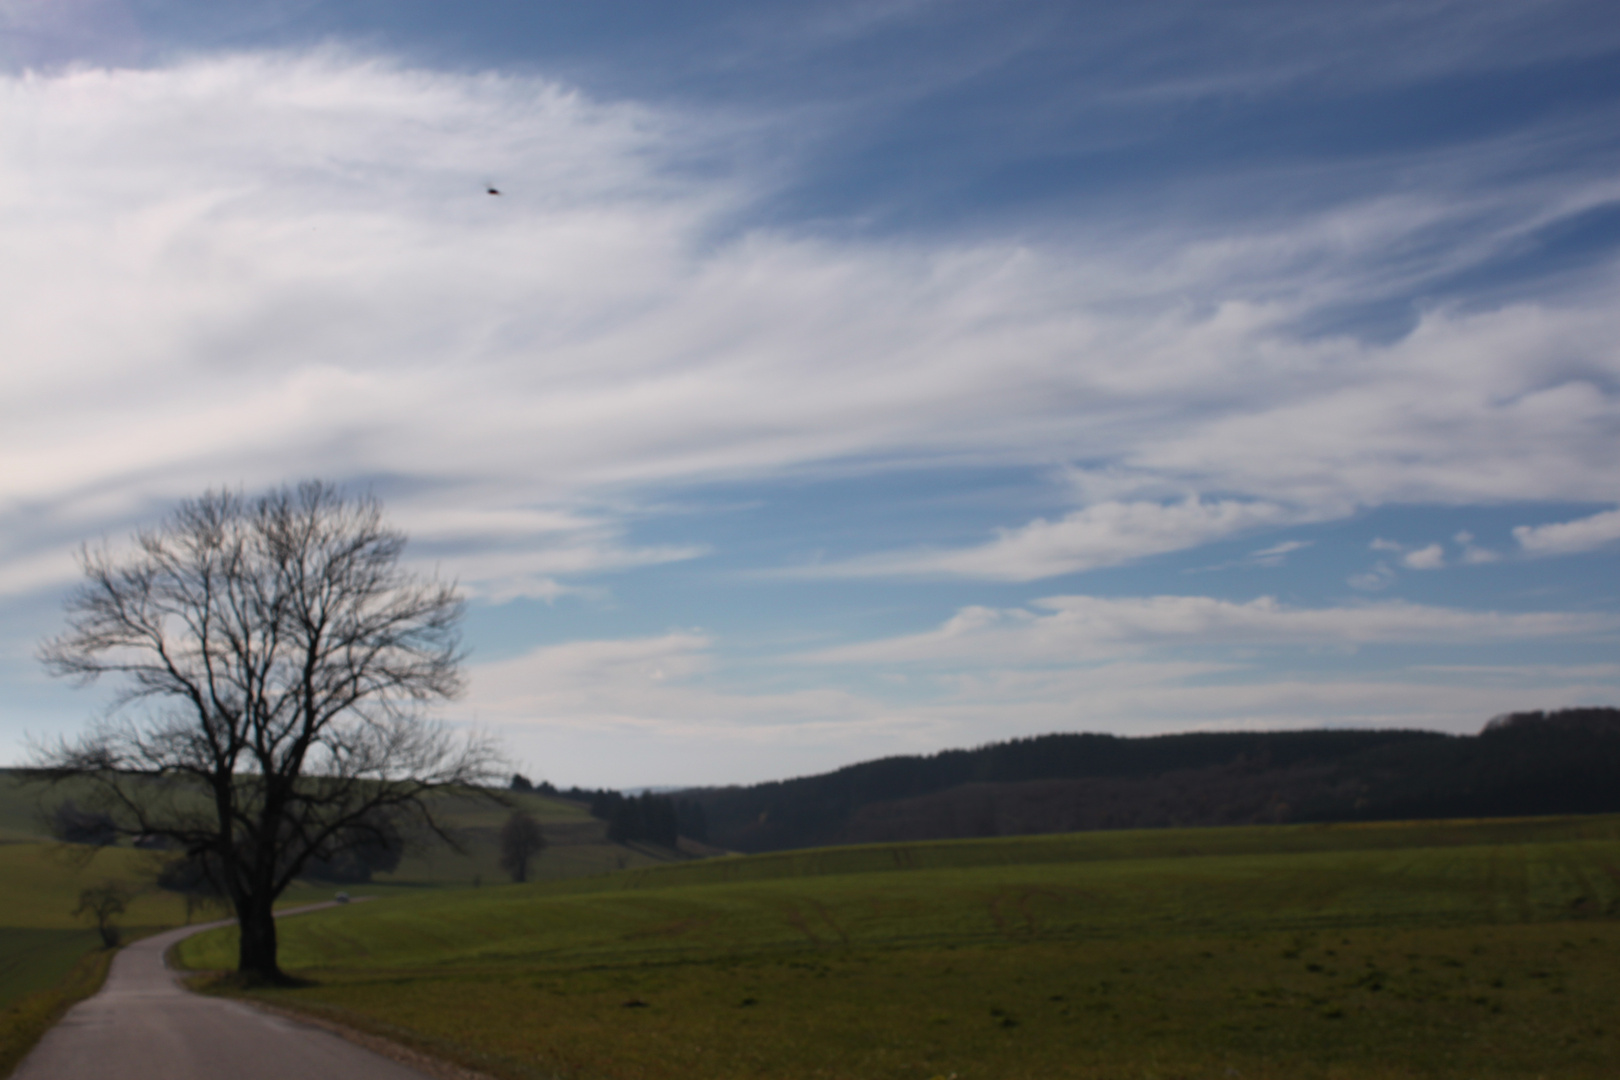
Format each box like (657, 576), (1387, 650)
(180, 816), (1620, 1079)
(0, 775), (664, 1020)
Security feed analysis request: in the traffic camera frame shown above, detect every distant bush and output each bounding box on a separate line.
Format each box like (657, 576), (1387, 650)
(156, 852), (230, 923)
(301, 814), (404, 884)
(498, 811), (546, 883)
(51, 800), (118, 847)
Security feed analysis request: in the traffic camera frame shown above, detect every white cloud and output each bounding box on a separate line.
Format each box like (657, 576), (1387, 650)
(387, 503), (709, 601)
(794, 498), (1303, 581)
(466, 623), (1620, 786)
(0, 50), (1617, 601)
(0, 546), (82, 599)
(1245, 538), (1312, 568)
(1348, 561), (1397, 591)
(1364, 539), (1445, 573)
(1250, 539), (1311, 560)
(1513, 507), (1620, 557)
(1401, 543), (1445, 570)
(437, 543), (707, 604)
(1410, 662), (1620, 681)
(2, 49), (1619, 781)
(800, 594), (1615, 667)
(464, 632), (936, 784)
(1451, 530), (1500, 564)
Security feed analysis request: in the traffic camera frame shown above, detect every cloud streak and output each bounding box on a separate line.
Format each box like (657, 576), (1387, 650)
(801, 595), (1617, 666)
(2, 38), (1618, 781)
(465, 613), (1620, 785)
(2, 51), (1617, 593)
(1514, 507), (1620, 557)
(792, 499), (1304, 580)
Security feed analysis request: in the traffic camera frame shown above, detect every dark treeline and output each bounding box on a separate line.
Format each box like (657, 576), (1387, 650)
(592, 791), (709, 846)
(50, 799), (118, 846)
(301, 814), (404, 883)
(674, 708), (1620, 853)
(508, 773), (708, 846)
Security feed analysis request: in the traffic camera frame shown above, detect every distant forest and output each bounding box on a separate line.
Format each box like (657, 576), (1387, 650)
(664, 708), (1620, 853)
(511, 774), (709, 847)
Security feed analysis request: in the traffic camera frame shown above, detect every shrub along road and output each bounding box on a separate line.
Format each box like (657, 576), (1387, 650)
(11, 905), (436, 1080)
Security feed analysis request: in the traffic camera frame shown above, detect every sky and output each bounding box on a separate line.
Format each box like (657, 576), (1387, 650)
(1, 0), (1617, 789)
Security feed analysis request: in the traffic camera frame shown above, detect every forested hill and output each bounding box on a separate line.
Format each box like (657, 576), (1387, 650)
(680, 708), (1620, 853)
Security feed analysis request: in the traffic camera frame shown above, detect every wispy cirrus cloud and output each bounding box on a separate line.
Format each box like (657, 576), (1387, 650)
(3, 53), (1617, 566)
(464, 632), (924, 783)
(800, 595), (1617, 667)
(2, 34), (1619, 780)
(464, 612), (1620, 786)
(789, 499), (1305, 581)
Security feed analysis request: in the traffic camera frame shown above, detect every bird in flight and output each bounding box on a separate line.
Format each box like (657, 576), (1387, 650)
(487, 185), (502, 195)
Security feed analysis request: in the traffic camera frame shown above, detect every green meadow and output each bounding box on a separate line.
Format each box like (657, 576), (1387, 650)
(0, 771), (667, 1077)
(0, 773), (677, 1016)
(177, 816), (1620, 1080)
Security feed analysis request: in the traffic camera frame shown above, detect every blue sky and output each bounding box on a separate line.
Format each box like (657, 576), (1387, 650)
(1, 0), (1617, 786)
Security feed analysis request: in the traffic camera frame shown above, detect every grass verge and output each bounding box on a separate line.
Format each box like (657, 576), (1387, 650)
(0, 947), (115, 1079)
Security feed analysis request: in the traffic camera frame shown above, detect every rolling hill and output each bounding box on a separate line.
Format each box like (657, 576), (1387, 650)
(679, 708), (1620, 852)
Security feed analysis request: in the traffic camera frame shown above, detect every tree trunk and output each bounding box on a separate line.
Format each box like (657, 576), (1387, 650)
(236, 893), (281, 980)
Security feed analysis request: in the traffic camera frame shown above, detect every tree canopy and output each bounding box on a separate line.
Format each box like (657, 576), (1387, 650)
(31, 481), (501, 978)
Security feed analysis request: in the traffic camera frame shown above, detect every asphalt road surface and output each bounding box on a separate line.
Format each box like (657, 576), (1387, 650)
(15, 905), (435, 1080)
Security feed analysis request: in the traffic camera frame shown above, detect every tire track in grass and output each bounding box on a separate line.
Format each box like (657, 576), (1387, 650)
(988, 888), (1060, 939)
(777, 901), (824, 946)
(804, 899), (849, 946)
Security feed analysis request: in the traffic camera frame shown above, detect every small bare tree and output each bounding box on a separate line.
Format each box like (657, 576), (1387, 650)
(498, 810), (545, 883)
(31, 482), (501, 980)
(74, 881), (132, 947)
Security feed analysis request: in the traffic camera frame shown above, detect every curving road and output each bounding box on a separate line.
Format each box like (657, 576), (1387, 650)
(14, 907), (436, 1080)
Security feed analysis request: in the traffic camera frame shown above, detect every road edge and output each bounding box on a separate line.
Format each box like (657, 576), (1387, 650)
(0, 948), (116, 1080)
(172, 901), (502, 1080)
(219, 997), (499, 1080)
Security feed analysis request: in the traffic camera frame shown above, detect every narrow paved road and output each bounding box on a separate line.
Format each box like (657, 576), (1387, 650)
(14, 907), (435, 1080)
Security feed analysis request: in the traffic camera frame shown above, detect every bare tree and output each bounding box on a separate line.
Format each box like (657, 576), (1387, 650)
(74, 881), (133, 947)
(30, 482), (501, 980)
(497, 810), (545, 883)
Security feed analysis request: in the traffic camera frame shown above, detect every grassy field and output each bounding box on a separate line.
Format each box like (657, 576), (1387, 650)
(0, 843), (194, 1007)
(176, 816), (1620, 1080)
(0, 772), (680, 1014)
